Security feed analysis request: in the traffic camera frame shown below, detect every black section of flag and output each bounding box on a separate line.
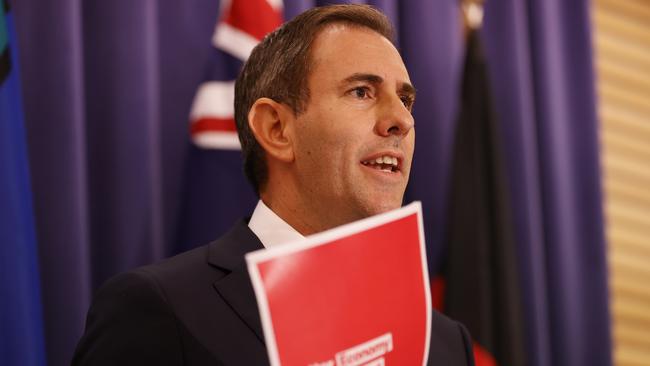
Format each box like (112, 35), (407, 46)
(443, 29), (526, 366)
(0, 47), (10, 85)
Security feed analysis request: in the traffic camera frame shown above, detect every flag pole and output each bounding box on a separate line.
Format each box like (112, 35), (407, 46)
(461, 0), (485, 36)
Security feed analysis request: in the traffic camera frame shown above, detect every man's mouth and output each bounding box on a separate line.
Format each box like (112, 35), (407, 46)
(361, 155), (400, 173)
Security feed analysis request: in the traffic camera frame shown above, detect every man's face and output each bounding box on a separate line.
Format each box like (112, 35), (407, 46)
(291, 24), (415, 230)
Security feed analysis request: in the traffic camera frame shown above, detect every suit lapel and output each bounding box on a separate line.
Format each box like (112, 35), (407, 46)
(208, 220), (266, 342)
(213, 264), (265, 341)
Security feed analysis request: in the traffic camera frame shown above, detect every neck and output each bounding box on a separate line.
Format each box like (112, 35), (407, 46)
(260, 185), (320, 236)
(261, 168), (336, 236)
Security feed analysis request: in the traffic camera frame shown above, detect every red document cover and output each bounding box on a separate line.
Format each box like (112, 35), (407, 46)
(246, 202), (431, 366)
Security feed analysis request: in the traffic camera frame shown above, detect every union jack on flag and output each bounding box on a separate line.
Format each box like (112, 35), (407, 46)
(189, 0), (283, 150)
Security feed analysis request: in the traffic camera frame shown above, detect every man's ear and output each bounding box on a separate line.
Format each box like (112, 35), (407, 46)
(248, 98), (295, 163)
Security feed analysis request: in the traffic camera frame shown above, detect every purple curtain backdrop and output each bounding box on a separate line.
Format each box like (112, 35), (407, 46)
(11, 0), (610, 365)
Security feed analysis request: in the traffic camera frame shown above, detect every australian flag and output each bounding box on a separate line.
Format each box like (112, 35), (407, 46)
(177, 0), (283, 251)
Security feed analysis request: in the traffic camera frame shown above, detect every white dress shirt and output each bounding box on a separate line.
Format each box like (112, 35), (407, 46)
(248, 200), (304, 249)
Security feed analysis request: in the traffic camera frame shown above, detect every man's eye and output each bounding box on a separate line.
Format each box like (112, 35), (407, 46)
(400, 95), (415, 110)
(351, 87), (370, 99)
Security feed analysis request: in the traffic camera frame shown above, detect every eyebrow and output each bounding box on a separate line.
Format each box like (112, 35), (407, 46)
(342, 73), (416, 97)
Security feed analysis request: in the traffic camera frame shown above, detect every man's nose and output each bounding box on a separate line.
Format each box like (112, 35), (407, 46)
(375, 94), (415, 138)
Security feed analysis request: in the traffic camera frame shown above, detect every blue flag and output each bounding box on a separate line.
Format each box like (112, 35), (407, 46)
(0, 2), (47, 365)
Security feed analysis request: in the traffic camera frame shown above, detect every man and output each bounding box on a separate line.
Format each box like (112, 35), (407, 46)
(73, 5), (475, 365)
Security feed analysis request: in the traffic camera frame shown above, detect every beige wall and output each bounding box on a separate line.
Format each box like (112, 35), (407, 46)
(593, 0), (650, 365)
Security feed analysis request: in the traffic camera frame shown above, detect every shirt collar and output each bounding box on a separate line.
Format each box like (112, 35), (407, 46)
(248, 200), (304, 249)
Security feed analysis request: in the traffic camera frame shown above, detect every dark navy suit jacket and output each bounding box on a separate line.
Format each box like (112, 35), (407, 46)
(72, 220), (475, 365)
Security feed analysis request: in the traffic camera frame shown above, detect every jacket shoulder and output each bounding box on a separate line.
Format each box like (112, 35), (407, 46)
(428, 310), (475, 366)
(72, 243), (227, 366)
(72, 269), (184, 365)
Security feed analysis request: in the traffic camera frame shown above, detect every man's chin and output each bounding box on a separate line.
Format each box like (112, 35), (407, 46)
(360, 198), (404, 218)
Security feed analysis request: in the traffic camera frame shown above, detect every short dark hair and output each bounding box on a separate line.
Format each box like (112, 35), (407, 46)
(234, 4), (394, 194)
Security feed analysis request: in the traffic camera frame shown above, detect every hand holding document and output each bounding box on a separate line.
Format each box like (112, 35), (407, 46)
(246, 202), (432, 366)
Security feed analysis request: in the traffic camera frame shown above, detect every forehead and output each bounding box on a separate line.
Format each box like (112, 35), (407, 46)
(309, 24), (410, 85)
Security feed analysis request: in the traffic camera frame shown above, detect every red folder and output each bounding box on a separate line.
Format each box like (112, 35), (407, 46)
(246, 202), (431, 366)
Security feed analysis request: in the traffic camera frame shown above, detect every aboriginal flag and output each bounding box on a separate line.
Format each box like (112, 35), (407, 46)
(441, 29), (526, 366)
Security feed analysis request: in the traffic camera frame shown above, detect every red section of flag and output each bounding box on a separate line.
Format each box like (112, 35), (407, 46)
(224, 0), (283, 41)
(190, 117), (237, 134)
(430, 276), (445, 312)
(473, 343), (497, 366)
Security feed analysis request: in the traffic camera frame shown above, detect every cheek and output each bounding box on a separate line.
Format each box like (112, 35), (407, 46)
(300, 115), (352, 154)
(407, 131), (416, 153)
(296, 106), (368, 170)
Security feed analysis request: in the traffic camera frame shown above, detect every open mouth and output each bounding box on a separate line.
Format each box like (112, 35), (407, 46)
(361, 155), (400, 173)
